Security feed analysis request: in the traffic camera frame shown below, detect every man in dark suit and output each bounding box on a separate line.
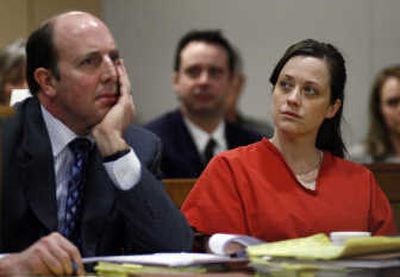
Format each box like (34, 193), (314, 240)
(1, 11), (192, 275)
(145, 30), (262, 178)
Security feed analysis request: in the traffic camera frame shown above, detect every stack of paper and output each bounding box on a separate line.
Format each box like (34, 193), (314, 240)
(247, 233), (400, 275)
(83, 252), (247, 276)
(247, 233), (400, 260)
(84, 252), (238, 267)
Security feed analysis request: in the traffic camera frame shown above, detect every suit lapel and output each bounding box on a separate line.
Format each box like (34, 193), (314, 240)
(19, 98), (58, 231)
(225, 122), (241, 149)
(175, 111), (204, 172)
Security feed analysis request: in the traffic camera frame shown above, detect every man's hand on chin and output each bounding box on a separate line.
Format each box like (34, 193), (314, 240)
(92, 59), (135, 157)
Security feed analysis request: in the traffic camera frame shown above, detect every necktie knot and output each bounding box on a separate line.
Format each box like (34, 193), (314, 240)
(68, 138), (91, 156)
(203, 138), (216, 166)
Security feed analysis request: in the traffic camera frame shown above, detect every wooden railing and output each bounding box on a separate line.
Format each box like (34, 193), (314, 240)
(162, 178), (196, 208)
(365, 163), (400, 202)
(365, 163), (400, 229)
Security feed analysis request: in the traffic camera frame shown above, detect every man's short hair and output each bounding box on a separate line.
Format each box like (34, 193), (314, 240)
(26, 20), (60, 95)
(173, 30), (236, 74)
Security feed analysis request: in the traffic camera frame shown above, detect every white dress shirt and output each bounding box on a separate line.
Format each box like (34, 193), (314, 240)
(183, 117), (227, 158)
(41, 106), (141, 227)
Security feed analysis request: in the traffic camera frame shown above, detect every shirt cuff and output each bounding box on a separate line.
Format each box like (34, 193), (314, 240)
(103, 148), (141, 190)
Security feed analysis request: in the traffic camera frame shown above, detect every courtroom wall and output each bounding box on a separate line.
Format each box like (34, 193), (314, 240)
(0, 0), (100, 48)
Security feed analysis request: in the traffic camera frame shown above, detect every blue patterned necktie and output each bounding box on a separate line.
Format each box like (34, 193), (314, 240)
(60, 138), (91, 244)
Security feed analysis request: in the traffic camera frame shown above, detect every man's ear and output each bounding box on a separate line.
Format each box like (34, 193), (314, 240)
(172, 72), (180, 94)
(34, 68), (57, 97)
(326, 99), (342, 119)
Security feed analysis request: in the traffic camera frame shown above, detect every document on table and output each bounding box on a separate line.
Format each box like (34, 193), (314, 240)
(83, 252), (246, 267)
(247, 233), (400, 260)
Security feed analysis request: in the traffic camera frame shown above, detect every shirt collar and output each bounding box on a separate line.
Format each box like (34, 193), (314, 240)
(41, 105), (92, 157)
(183, 116), (227, 154)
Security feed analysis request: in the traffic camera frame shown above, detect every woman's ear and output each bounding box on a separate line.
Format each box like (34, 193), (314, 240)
(33, 68), (57, 97)
(326, 99), (342, 119)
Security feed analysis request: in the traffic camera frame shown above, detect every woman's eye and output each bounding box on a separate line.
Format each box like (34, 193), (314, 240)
(304, 86), (318, 96)
(279, 80), (292, 90)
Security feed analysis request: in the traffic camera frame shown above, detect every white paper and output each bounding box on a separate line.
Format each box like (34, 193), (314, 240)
(9, 89), (32, 106)
(208, 233), (265, 255)
(208, 233), (238, 255)
(267, 256), (400, 269)
(83, 252), (243, 267)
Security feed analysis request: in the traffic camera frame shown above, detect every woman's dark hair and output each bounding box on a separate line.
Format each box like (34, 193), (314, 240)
(366, 65), (400, 161)
(269, 39), (347, 157)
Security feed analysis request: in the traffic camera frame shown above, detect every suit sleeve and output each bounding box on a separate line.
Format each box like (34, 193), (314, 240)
(119, 128), (193, 252)
(147, 135), (163, 179)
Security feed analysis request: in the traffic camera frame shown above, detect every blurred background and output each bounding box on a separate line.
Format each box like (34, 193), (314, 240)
(2, 0), (400, 146)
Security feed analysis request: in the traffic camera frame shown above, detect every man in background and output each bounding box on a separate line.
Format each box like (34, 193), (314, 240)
(145, 30), (262, 178)
(1, 11), (192, 275)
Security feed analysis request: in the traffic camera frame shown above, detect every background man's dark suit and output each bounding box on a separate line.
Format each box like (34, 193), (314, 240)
(145, 109), (262, 178)
(1, 98), (192, 257)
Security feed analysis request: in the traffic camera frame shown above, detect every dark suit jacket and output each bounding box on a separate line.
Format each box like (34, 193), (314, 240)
(145, 109), (262, 178)
(1, 97), (192, 257)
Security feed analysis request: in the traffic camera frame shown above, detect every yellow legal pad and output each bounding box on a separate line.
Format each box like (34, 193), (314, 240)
(94, 261), (205, 276)
(247, 233), (400, 260)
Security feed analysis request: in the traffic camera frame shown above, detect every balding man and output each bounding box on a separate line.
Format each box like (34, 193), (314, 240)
(1, 11), (192, 275)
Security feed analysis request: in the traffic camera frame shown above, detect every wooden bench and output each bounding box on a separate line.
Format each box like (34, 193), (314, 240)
(162, 178), (196, 208)
(366, 163), (400, 202)
(365, 163), (400, 229)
